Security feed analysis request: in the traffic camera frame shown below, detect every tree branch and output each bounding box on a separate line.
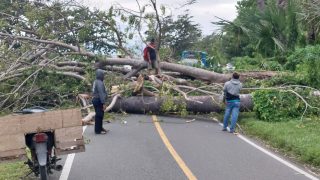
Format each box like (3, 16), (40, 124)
(0, 32), (95, 57)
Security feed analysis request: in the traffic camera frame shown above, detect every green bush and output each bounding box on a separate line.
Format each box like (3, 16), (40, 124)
(285, 45), (320, 71)
(285, 45), (320, 88)
(206, 56), (223, 73)
(260, 61), (283, 71)
(253, 90), (305, 122)
(263, 73), (307, 87)
(233, 56), (260, 71)
(304, 55), (320, 88)
(233, 56), (283, 71)
(244, 72), (306, 88)
(160, 96), (188, 117)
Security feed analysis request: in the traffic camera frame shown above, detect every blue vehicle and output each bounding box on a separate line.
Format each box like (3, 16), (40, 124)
(180, 51), (207, 67)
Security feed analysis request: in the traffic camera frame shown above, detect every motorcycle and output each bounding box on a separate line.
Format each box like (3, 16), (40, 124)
(17, 107), (63, 180)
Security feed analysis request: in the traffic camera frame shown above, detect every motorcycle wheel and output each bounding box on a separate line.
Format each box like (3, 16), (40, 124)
(39, 165), (48, 180)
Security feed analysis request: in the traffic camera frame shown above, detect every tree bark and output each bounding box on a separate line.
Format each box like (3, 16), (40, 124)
(96, 59), (276, 83)
(257, 0), (265, 12)
(110, 94), (253, 114)
(56, 61), (87, 67)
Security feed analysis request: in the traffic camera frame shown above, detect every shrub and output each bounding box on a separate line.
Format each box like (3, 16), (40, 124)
(253, 90), (305, 122)
(233, 56), (283, 71)
(305, 55), (320, 88)
(285, 45), (320, 71)
(233, 56), (260, 71)
(160, 96), (188, 116)
(285, 45), (320, 88)
(260, 61), (283, 71)
(264, 73), (307, 87)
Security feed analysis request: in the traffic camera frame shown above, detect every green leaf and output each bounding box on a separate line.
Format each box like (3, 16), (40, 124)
(272, 37), (285, 52)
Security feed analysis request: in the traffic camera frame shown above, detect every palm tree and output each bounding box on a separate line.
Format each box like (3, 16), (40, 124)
(300, 0), (320, 43)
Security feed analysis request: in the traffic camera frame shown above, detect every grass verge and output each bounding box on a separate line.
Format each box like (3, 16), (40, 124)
(238, 112), (320, 169)
(0, 161), (29, 180)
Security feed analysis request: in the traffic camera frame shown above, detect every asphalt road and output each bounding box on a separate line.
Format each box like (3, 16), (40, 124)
(54, 114), (319, 180)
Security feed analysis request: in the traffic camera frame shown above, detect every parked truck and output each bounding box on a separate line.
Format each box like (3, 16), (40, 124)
(180, 50), (208, 67)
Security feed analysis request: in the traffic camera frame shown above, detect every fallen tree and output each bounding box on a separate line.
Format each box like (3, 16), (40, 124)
(0, 0), (276, 113)
(95, 58), (277, 82)
(0, 1), (318, 129)
(0, 30), (277, 112)
(80, 93), (253, 122)
(110, 94), (253, 114)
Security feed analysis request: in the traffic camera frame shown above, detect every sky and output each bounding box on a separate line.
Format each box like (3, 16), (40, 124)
(77, 0), (239, 35)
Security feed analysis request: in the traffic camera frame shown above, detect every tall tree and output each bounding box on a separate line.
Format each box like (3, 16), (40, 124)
(213, 0), (302, 58)
(300, 0), (320, 44)
(161, 12), (202, 58)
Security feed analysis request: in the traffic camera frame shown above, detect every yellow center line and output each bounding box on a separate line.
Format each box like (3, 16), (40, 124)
(152, 115), (197, 180)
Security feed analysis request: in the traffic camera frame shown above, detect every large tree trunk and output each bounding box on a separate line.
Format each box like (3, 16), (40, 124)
(96, 58), (276, 83)
(110, 94), (253, 114)
(257, 0), (265, 11)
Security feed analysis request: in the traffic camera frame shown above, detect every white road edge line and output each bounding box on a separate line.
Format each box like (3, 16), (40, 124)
(59, 126), (87, 180)
(218, 123), (319, 180)
(59, 153), (75, 180)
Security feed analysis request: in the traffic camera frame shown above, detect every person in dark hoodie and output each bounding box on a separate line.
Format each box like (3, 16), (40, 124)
(222, 72), (242, 134)
(92, 69), (108, 134)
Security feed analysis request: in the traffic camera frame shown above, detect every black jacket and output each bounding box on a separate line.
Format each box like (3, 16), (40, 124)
(92, 69), (107, 104)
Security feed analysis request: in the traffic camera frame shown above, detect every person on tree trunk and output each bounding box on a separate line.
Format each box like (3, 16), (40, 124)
(92, 69), (108, 134)
(222, 72), (242, 134)
(143, 38), (159, 75)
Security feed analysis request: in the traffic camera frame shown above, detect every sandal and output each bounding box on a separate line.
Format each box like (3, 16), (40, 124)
(101, 128), (109, 134)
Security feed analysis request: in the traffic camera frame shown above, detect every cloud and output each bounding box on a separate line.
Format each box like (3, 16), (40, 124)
(189, 3), (238, 34)
(77, 0), (238, 35)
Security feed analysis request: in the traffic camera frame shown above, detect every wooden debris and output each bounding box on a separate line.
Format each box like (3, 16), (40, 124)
(0, 149), (26, 160)
(186, 119), (196, 123)
(0, 109), (84, 160)
(0, 134), (25, 152)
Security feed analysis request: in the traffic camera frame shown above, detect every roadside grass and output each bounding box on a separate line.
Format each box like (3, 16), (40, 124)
(0, 161), (29, 180)
(238, 112), (320, 168)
